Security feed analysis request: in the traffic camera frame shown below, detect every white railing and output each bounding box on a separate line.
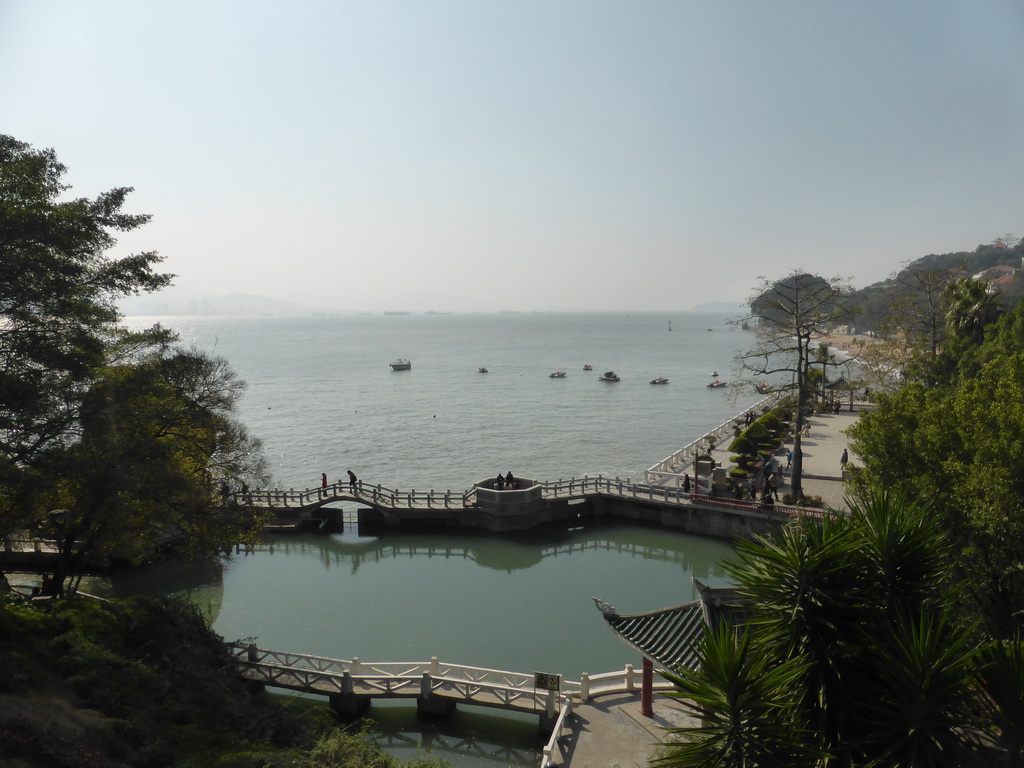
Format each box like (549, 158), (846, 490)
(539, 695), (574, 768)
(239, 482), (464, 511)
(237, 396), (789, 515)
(644, 393), (780, 481)
(231, 645), (672, 708)
(232, 646), (687, 768)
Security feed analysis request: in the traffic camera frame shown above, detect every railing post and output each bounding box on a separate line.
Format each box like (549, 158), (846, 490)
(247, 642), (257, 663)
(545, 687), (556, 717)
(420, 671), (432, 699)
(351, 657), (360, 675)
(342, 671), (354, 694)
(580, 673), (591, 702)
(430, 656), (440, 675)
(625, 663), (636, 692)
(445, 491), (451, 508)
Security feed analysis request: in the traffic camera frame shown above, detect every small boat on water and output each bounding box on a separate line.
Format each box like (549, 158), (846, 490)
(599, 371), (620, 382)
(549, 371), (567, 378)
(477, 367), (488, 373)
(583, 364), (593, 371)
(390, 359), (411, 371)
(707, 379), (727, 388)
(710, 371), (719, 377)
(650, 376), (669, 385)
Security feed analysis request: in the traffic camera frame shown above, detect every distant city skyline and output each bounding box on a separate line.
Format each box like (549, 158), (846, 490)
(4, 1), (1023, 313)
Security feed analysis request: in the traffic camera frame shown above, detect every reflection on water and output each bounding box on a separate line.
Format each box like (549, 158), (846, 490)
(249, 521), (729, 579)
(107, 520), (734, 768)
(157, 520), (735, 680)
(358, 701), (543, 766)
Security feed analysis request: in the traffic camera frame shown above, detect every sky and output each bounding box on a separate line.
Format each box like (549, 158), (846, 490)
(3, 1), (1023, 313)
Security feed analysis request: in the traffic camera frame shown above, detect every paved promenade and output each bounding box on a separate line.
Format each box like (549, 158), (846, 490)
(553, 406), (867, 767)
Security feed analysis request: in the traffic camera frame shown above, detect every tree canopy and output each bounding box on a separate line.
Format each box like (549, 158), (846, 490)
(657, 492), (1024, 768)
(848, 296), (1024, 636)
(734, 272), (854, 498)
(1, 135), (267, 594)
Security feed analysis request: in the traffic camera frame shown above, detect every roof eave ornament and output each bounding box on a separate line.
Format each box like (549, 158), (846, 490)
(592, 596), (617, 616)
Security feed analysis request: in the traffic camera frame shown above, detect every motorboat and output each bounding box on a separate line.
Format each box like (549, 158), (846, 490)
(707, 379), (727, 388)
(599, 371), (620, 382)
(710, 371), (719, 377)
(650, 376), (669, 385)
(477, 367), (488, 373)
(549, 371), (567, 378)
(390, 359), (412, 371)
(583, 364), (593, 370)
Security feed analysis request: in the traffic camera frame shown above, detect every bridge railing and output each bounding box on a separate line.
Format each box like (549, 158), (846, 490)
(240, 482), (468, 511)
(232, 645), (696, 768)
(230, 645), (682, 707)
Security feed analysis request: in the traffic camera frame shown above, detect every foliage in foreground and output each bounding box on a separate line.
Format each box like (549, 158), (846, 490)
(655, 491), (1024, 768)
(0, 595), (447, 768)
(848, 297), (1024, 637)
(1, 134), (269, 596)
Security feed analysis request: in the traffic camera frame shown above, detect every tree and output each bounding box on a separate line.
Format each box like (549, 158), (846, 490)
(859, 265), (957, 391)
(734, 272), (853, 499)
(0, 135), (173, 534)
(658, 491), (1013, 767)
(943, 277), (1003, 355)
(848, 346), (1024, 637)
(35, 347), (269, 595)
(1, 136), (267, 594)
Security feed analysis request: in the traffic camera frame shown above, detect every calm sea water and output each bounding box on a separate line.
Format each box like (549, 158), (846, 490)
(125, 312), (758, 491)
(118, 311), (756, 766)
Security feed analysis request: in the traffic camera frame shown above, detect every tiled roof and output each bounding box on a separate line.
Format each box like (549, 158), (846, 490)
(595, 579), (751, 671)
(601, 601), (707, 670)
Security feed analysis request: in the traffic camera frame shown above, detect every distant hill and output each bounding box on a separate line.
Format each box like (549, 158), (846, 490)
(849, 239), (1024, 332)
(121, 290), (306, 316)
(692, 301), (747, 314)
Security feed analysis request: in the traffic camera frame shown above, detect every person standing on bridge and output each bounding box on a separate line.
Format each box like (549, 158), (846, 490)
(348, 470), (358, 491)
(321, 473), (327, 489)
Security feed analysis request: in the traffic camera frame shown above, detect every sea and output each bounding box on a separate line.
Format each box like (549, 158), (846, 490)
(123, 311), (761, 493)
(117, 310), (762, 766)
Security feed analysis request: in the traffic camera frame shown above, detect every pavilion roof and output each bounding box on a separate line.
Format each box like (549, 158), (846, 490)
(594, 578), (750, 671)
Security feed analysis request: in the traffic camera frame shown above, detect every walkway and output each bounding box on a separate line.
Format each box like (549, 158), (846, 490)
(552, 407), (865, 767)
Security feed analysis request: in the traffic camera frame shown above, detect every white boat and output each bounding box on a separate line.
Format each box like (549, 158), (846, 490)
(650, 376), (669, 385)
(549, 371), (567, 378)
(599, 371), (620, 382)
(390, 359), (411, 371)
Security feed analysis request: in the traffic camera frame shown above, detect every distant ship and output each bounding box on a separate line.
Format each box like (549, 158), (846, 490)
(384, 311), (410, 316)
(390, 359), (412, 371)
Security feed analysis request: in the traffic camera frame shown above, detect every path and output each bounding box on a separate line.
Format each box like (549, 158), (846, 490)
(555, 408), (866, 767)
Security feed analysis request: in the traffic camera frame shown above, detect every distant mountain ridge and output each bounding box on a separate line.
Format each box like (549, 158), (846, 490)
(121, 291), (305, 316)
(850, 238), (1024, 332)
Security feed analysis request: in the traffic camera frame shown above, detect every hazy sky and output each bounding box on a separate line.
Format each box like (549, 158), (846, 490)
(3, 1), (1023, 313)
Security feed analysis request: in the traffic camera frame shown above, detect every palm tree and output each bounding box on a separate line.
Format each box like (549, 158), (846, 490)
(944, 277), (1001, 348)
(657, 491), (1003, 767)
